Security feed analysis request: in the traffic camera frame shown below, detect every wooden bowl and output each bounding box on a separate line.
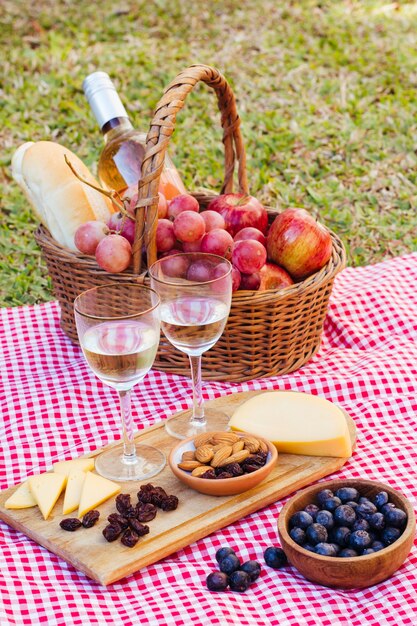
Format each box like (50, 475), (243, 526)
(278, 479), (415, 588)
(168, 432), (278, 496)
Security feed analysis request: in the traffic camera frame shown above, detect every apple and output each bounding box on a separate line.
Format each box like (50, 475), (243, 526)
(206, 193), (268, 237)
(266, 208), (333, 280)
(259, 263), (294, 290)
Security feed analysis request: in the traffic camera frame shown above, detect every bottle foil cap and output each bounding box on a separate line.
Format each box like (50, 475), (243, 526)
(82, 71), (128, 129)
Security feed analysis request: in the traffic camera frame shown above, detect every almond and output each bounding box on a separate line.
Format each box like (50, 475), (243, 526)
(193, 433), (214, 448)
(210, 445), (233, 467)
(232, 440), (245, 454)
(242, 435), (260, 453)
(258, 439), (269, 453)
(195, 445), (214, 464)
(212, 432), (240, 445)
(181, 450), (196, 462)
(217, 449), (250, 467)
(191, 465), (211, 477)
(177, 460), (202, 471)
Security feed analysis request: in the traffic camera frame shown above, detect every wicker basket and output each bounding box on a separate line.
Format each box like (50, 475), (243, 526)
(35, 64), (346, 382)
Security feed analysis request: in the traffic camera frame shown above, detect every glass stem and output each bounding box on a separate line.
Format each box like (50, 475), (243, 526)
(189, 355), (206, 425)
(119, 389), (137, 464)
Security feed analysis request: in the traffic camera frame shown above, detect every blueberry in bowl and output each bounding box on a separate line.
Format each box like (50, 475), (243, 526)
(277, 479), (415, 588)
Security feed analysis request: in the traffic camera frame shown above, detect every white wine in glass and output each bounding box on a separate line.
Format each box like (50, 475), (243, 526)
(149, 253), (233, 439)
(74, 283), (165, 481)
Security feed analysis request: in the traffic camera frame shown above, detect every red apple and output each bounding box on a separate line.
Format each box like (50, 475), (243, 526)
(259, 262), (294, 291)
(266, 208), (333, 280)
(206, 193), (268, 237)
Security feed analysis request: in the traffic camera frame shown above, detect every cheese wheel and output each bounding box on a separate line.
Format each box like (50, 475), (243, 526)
(229, 391), (352, 458)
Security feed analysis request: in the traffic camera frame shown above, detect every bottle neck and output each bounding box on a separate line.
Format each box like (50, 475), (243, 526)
(101, 117), (134, 144)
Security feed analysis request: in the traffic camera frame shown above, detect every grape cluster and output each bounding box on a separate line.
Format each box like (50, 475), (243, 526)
(288, 487), (407, 557)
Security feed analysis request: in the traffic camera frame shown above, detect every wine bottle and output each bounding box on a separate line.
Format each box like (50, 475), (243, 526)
(82, 71), (186, 199)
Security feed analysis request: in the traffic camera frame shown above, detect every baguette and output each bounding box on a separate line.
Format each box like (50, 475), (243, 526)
(11, 141), (114, 250)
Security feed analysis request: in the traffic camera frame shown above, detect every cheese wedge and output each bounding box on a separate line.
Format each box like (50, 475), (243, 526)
(229, 391), (352, 458)
(62, 469), (87, 515)
(78, 472), (121, 518)
(28, 473), (67, 520)
(53, 458), (95, 483)
(4, 481), (37, 510)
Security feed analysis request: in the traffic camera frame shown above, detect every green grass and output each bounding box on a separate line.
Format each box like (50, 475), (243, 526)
(1, 0), (417, 307)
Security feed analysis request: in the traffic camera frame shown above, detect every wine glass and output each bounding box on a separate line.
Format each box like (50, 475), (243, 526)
(74, 283), (166, 481)
(149, 253), (233, 439)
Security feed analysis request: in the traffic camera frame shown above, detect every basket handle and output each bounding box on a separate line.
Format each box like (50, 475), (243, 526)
(132, 64), (249, 274)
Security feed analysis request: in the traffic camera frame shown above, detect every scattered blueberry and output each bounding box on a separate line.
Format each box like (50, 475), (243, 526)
(339, 548), (358, 557)
(264, 546), (288, 569)
(304, 504), (320, 520)
(385, 507), (407, 529)
(206, 571), (229, 591)
(289, 527), (306, 545)
(316, 510), (334, 530)
(349, 530), (372, 552)
(240, 560), (261, 582)
(334, 505), (356, 527)
(373, 491), (389, 508)
(289, 510), (314, 529)
(215, 547), (236, 564)
(228, 570), (251, 592)
(315, 542), (338, 556)
(381, 526), (402, 546)
(219, 553), (240, 575)
(335, 487), (360, 503)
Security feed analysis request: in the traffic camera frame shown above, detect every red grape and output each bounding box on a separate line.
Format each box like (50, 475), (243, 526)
(159, 253), (190, 278)
(173, 211), (206, 243)
(187, 260), (215, 282)
(232, 239), (267, 274)
(182, 237), (203, 252)
(239, 272), (261, 290)
(74, 220), (109, 255)
(95, 234), (132, 273)
(231, 266), (241, 291)
(107, 212), (135, 245)
(167, 194), (200, 220)
(156, 219), (176, 252)
(234, 227), (267, 247)
(200, 228), (234, 259)
(200, 210), (226, 232)
(158, 191), (168, 219)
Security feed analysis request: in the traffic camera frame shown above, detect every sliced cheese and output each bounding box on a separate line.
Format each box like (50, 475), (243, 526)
(28, 473), (67, 520)
(53, 458), (95, 483)
(4, 481), (37, 510)
(229, 391), (352, 458)
(62, 469), (87, 515)
(78, 472), (120, 518)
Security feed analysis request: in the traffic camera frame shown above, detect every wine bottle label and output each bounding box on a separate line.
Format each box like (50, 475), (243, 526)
(83, 71), (128, 129)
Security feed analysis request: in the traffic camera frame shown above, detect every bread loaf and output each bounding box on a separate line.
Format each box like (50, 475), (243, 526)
(11, 141), (114, 250)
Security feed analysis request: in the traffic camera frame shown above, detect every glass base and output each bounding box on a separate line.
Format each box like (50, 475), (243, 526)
(94, 443), (166, 481)
(165, 407), (231, 440)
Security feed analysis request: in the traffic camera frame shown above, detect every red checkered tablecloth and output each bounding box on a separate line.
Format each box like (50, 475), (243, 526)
(1, 252), (416, 626)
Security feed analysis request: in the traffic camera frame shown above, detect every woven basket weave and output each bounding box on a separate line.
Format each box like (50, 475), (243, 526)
(35, 64), (346, 382)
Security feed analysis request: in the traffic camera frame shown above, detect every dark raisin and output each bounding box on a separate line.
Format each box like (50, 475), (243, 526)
(102, 523), (122, 542)
(151, 487), (169, 508)
(222, 462), (244, 477)
(115, 493), (135, 517)
(121, 528), (140, 548)
(247, 454), (267, 466)
(135, 502), (157, 522)
(128, 518), (150, 536)
(242, 463), (263, 474)
(137, 490), (154, 504)
(82, 510), (100, 528)
(160, 495), (179, 511)
(216, 472), (234, 479)
(60, 518), (82, 532)
(107, 513), (129, 529)
(201, 469), (216, 479)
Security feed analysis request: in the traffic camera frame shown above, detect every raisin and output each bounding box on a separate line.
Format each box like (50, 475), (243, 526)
(222, 462), (244, 477)
(135, 502), (157, 522)
(60, 518), (82, 532)
(82, 510), (100, 528)
(150, 487), (169, 508)
(216, 472), (234, 479)
(128, 518), (150, 536)
(121, 528), (139, 548)
(201, 469), (216, 479)
(160, 495), (179, 511)
(115, 493), (135, 517)
(107, 513), (129, 529)
(242, 463), (263, 473)
(102, 523), (122, 542)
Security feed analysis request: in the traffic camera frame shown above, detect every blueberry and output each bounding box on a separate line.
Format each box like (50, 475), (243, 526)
(316, 510), (334, 530)
(219, 553), (240, 575)
(305, 523), (328, 545)
(329, 542), (341, 554)
(322, 497), (342, 512)
(240, 560), (261, 582)
(330, 526), (351, 547)
(362, 548), (375, 555)
(304, 504), (320, 520)
(384, 507), (407, 529)
(352, 518), (370, 532)
(302, 543), (316, 552)
(373, 491), (389, 509)
(356, 500), (377, 520)
(381, 526), (402, 546)
(368, 512), (385, 531)
(290, 527), (306, 545)
(349, 530), (372, 552)
(228, 570), (251, 592)
(380, 502), (396, 515)
(335, 487), (360, 503)
(264, 547), (288, 569)
(206, 571), (229, 591)
(315, 542), (338, 556)
(289, 510), (314, 529)
(317, 489), (334, 506)
(215, 546), (236, 564)
(371, 540), (385, 552)
(334, 505), (356, 527)
(346, 500), (358, 510)
(339, 548), (358, 557)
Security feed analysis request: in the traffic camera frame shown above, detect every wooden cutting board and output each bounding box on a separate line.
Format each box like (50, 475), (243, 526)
(0, 391), (356, 586)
